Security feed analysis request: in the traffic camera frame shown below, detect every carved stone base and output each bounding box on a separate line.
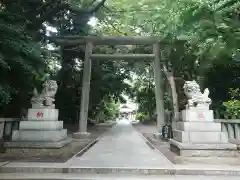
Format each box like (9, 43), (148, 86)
(173, 129), (228, 144)
(12, 129), (67, 142)
(175, 121), (221, 132)
(4, 138), (72, 149)
(19, 121), (63, 130)
(170, 139), (237, 157)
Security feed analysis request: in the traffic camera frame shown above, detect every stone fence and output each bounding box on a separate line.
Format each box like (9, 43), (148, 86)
(215, 119), (240, 147)
(0, 118), (21, 152)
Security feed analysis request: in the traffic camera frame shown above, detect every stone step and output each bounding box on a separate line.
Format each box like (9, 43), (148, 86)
(1, 166), (240, 176)
(175, 156), (240, 165)
(1, 173), (240, 180)
(19, 121), (63, 130)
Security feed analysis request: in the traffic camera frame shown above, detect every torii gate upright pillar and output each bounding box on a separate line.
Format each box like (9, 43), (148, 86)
(153, 43), (165, 131)
(74, 42), (92, 138)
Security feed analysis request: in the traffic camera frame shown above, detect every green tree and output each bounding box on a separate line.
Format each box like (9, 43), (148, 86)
(130, 65), (155, 117)
(0, 1), (51, 115)
(97, 0), (240, 120)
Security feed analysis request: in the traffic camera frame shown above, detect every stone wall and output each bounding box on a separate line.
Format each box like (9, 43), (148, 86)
(215, 119), (240, 148)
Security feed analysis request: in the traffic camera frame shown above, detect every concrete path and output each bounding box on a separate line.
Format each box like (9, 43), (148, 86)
(67, 119), (173, 168)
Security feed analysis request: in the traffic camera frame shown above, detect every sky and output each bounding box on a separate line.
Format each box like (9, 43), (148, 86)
(46, 16), (98, 34)
(120, 94), (138, 111)
(88, 17), (99, 26)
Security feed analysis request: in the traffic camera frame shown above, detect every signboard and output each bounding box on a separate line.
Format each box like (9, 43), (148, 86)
(162, 124), (173, 140)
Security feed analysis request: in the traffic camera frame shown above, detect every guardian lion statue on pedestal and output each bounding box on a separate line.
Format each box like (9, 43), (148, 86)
(31, 80), (58, 109)
(183, 80), (211, 110)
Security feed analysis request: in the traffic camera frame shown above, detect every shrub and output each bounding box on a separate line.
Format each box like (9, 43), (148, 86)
(222, 88), (240, 119)
(135, 113), (148, 121)
(223, 100), (240, 119)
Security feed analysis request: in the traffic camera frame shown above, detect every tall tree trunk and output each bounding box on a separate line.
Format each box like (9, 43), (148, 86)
(163, 64), (180, 121)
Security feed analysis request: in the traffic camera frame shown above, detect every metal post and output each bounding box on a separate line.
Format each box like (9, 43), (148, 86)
(153, 43), (165, 130)
(78, 42), (93, 133)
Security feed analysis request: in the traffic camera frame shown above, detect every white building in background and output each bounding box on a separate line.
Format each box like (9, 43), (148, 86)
(118, 75), (139, 122)
(120, 94), (138, 111)
(119, 94), (138, 122)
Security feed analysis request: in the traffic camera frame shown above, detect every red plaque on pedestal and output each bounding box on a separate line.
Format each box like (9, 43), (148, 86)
(36, 112), (43, 118)
(198, 112), (204, 119)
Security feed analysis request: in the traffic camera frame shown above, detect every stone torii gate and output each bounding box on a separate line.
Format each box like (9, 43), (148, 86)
(54, 36), (165, 136)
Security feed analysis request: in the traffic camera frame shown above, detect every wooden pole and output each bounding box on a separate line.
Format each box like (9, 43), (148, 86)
(79, 42), (93, 133)
(153, 43), (165, 130)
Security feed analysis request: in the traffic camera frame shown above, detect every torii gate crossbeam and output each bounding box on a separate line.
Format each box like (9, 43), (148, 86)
(52, 36), (165, 137)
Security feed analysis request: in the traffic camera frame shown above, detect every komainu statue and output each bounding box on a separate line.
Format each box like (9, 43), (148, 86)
(31, 88), (44, 108)
(30, 80), (58, 108)
(183, 80), (211, 110)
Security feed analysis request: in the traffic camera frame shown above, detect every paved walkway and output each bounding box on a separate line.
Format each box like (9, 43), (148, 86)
(67, 119), (173, 168)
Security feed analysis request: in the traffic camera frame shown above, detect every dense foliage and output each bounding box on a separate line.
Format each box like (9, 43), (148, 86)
(98, 0), (240, 120)
(0, 0), (129, 123)
(0, 1), (52, 116)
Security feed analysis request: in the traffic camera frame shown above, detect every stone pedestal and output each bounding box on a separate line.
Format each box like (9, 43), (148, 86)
(73, 132), (91, 139)
(170, 108), (237, 157)
(5, 108), (71, 148)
